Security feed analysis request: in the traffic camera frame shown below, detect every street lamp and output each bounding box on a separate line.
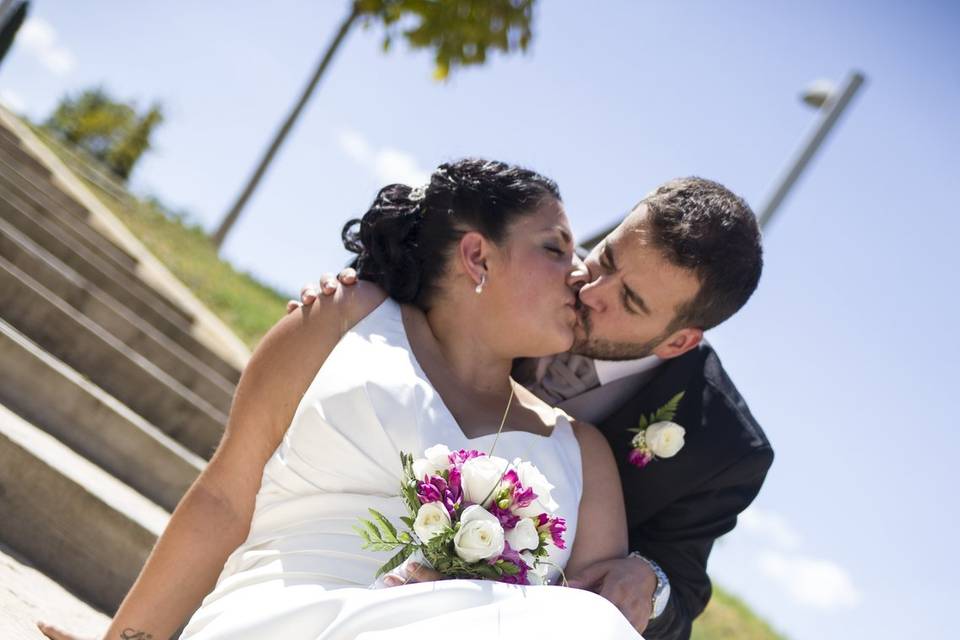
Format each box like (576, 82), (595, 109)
(756, 70), (866, 229)
(578, 70), (866, 250)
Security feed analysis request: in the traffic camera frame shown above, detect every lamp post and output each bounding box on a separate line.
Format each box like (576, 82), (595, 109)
(756, 70), (866, 229)
(578, 70), (866, 250)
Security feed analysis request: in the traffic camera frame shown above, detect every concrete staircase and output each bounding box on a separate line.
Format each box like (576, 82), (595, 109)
(0, 115), (248, 637)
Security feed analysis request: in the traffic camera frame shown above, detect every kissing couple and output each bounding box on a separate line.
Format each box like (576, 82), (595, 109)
(41, 158), (773, 640)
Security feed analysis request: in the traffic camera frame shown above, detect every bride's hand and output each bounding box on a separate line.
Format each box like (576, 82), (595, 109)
(286, 269), (358, 313)
(382, 562), (444, 587)
(36, 621), (94, 640)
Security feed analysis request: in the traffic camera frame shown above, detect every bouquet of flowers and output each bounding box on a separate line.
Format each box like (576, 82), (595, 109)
(356, 444), (567, 585)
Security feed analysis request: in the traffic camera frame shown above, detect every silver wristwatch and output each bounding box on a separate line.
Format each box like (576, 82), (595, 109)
(628, 552), (671, 619)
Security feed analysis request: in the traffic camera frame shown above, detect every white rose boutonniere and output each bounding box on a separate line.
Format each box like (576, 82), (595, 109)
(627, 391), (686, 469)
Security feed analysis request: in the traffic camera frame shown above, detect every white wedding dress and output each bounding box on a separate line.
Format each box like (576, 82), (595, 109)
(180, 298), (641, 639)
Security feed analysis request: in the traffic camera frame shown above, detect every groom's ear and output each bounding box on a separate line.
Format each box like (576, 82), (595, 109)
(652, 327), (703, 360)
(457, 231), (489, 287)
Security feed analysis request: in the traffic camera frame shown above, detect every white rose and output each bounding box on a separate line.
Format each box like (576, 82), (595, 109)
(412, 444), (452, 480)
(505, 517), (540, 552)
(460, 455), (509, 507)
(413, 502), (451, 542)
(521, 551), (550, 585)
(512, 460), (559, 517)
(453, 505), (505, 563)
(645, 421), (686, 458)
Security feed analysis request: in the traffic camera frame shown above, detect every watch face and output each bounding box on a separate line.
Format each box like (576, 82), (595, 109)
(652, 584), (670, 618)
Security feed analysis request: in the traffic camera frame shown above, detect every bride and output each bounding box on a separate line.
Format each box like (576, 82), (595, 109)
(41, 159), (640, 639)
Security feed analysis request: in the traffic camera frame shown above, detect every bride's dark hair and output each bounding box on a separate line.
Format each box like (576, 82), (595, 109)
(342, 158), (560, 309)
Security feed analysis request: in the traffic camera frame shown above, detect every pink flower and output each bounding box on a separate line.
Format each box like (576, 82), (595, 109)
(417, 474), (460, 518)
(535, 514), (567, 550)
(628, 449), (654, 469)
(449, 449), (484, 466)
(489, 503), (520, 530)
(496, 542), (530, 585)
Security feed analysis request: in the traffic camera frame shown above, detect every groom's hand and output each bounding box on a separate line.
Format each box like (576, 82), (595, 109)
(285, 268), (358, 313)
(567, 557), (657, 634)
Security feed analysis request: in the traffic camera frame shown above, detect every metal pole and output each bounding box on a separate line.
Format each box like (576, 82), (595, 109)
(577, 70), (866, 250)
(757, 70), (865, 229)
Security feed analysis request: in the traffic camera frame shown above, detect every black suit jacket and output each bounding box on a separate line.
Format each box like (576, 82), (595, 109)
(596, 342), (773, 640)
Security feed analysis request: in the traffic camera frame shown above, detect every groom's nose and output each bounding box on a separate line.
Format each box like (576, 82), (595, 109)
(567, 255), (590, 292)
(577, 277), (607, 313)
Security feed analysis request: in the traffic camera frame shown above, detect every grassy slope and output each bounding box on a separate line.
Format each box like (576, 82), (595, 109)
(35, 127), (785, 640)
(32, 125), (286, 347)
(694, 586), (786, 640)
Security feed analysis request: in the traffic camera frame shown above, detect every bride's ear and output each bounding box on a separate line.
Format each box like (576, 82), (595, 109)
(457, 231), (489, 289)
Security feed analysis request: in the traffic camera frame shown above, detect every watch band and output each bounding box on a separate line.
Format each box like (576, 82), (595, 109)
(628, 552), (671, 619)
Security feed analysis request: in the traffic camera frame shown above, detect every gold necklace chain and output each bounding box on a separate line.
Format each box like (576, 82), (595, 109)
(486, 379), (516, 458)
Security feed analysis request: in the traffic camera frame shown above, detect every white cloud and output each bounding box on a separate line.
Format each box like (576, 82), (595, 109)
(336, 128), (430, 186)
(739, 506), (803, 550)
(758, 550), (862, 610)
(0, 89), (26, 113)
(17, 17), (77, 75)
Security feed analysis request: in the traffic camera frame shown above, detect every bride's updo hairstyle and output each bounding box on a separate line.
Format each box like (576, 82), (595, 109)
(342, 158), (560, 310)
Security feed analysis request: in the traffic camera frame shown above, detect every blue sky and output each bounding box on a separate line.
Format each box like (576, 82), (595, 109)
(4, 1), (958, 638)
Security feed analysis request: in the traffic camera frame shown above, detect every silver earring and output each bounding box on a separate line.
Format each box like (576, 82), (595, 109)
(474, 273), (486, 294)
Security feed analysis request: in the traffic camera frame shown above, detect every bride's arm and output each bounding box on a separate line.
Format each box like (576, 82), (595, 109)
(564, 421), (629, 578)
(43, 285), (386, 640)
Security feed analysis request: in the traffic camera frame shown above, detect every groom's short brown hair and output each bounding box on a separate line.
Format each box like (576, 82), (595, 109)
(641, 177), (763, 332)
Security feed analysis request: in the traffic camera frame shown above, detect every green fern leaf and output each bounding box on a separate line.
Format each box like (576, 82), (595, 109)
(654, 391), (686, 423)
(369, 509), (399, 542)
(375, 545), (416, 577)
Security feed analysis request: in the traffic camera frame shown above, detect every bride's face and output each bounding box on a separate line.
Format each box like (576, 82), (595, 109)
(483, 198), (579, 357)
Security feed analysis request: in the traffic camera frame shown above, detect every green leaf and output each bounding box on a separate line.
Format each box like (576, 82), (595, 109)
(369, 509), (399, 543)
(654, 391), (685, 423)
(375, 544), (417, 578)
(357, 518), (381, 540)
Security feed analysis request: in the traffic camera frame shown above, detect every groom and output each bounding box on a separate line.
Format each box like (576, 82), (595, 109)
(294, 176), (772, 640)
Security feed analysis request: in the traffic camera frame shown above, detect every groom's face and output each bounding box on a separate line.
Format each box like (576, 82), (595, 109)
(570, 205), (702, 360)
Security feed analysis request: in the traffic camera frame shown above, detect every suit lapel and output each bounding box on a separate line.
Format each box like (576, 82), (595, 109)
(598, 345), (711, 522)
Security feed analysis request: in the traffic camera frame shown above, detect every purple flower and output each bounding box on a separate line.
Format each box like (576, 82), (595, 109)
(416, 476), (445, 504)
(547, 517), (567, 550)
(628, 449), (654, 469)
(449, 449), (484, 465)
(447, 466), (463, 503)
(536, 514), (567, 550)
(511, 484), (537, 509)
(496, 542), (530, 585)
(489, 503), (521, 530)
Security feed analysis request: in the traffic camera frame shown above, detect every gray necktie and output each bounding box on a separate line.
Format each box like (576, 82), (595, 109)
(528, 353), (600, 404)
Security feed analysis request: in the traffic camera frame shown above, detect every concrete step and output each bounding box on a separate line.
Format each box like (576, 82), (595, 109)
(0, 189), (195, 331)
(0, 139), (89, 224)
(0, 545), (109, 640)
(0, 218), (235, 415)
(0, 181), (242, 386)
(0, 403), (167, 614)
(0, 255), (227, 458)
(0, 131), (54, 184)
(0, 172), (193, 329)
(0, 140), (112, 232)
(0, 152), (140, 272)
(0, 317), (204, 511)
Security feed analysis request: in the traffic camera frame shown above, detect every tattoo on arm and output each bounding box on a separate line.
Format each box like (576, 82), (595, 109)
(120, 629), (154, 640)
